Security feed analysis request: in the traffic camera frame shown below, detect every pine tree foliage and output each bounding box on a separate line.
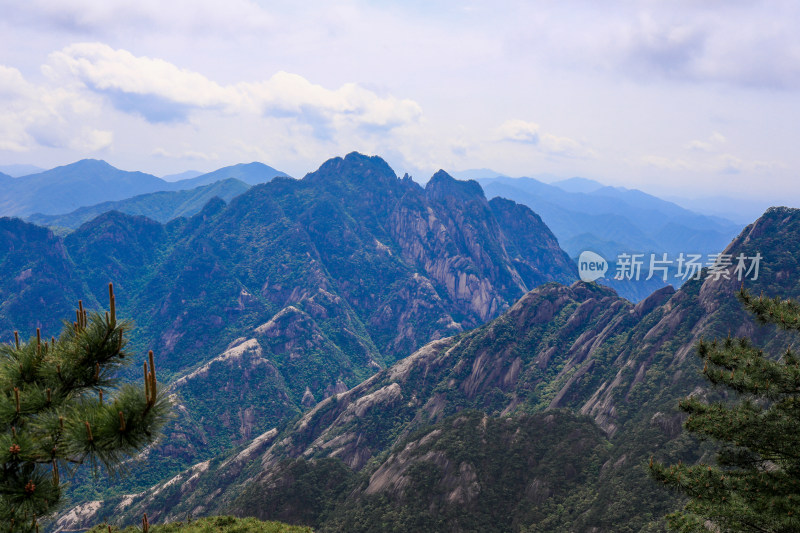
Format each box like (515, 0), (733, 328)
(651, 288), (800, 532)
(0, 284), (171, 531)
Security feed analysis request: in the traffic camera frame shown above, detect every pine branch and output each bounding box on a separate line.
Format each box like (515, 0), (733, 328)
(0, 287), (171, 526)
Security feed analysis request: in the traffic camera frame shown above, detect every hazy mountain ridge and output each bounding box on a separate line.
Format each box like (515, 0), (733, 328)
(477, 176), (744, 301)
(0, 164), (45, 177)
(27, 178), (251, 230)
(1, 159), (287, 218)
(176, 162), (289, 187)
(6, 158), (740, 307)
(60, 207), (798, 532)
(477, 176), (741, 259)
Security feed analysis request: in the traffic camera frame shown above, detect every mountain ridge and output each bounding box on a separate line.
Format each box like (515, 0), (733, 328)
(56, 206), (797, 532)
(0, 159), (288, 218)
(1, 153), (581, 519)
(27, 178), (251, 230)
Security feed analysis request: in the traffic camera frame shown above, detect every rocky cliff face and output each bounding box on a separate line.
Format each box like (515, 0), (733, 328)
(1, 152), (580, 512)
(62, 207), (800, 532)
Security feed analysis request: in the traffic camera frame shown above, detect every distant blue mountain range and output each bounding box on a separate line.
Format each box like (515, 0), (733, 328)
(470, 175), (744, 300)
(0, 159), (289, 217)
(0, 164), (45, 177)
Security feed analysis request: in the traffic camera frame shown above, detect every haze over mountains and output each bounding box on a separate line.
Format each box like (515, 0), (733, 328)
(455, 169), (748, 260)
(27, 179), (252, 230)
(476, 176), (741, 261)
(0, 159), (287, 218)
(0, 164), (45, 177)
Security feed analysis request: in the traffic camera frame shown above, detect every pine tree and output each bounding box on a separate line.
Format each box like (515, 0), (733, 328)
(650, 288), (800, 532)
(0, 284), (170, 532)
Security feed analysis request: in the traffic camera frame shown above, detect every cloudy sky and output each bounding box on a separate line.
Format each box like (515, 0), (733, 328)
(1, 0), (798, 205)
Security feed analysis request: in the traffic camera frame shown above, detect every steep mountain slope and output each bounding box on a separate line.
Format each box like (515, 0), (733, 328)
(93, 153), (575, 380)
(68, 207), (796, 532)
(27, 178), (251, 230)
(1, 153), (578, 509)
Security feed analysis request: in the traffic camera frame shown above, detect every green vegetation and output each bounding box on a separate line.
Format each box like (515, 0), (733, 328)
(1, 152), (579, 507)
(230, 410), (608, 533)
(651, 288), (800, 532)
(3, 164), (791, 532)
(0, 284), (170, 531)
(88, 516), (312, 533)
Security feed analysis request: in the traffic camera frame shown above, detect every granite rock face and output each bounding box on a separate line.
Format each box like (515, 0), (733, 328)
(60, 208), (799, 532)
(4, 152), (580, 525)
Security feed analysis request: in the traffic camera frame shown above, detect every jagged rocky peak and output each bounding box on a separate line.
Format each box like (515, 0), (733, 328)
(731, 206), (800, 248)
(425, 169), (485, 202)
(303, 151), (400, 187)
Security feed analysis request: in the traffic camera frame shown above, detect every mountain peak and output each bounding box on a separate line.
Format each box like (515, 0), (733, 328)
(74, 158), (112, 166)
(722, 206), (800, 263)
(303, 152), (398, 187)
(55, 159), (116, 173)
(425, 170), (485, 201)
(172, 162), (287, 189)
(764, 205), (800, 217)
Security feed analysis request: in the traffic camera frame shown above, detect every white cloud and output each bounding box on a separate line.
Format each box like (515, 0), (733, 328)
(638, 155), (692, 172)
(503, 1), (800, 90)
(0, 42), (427, 176)
(48, 44), (231, 104)
(686, 131), (727, 152)
(0, 2), (798, 199)
(496, 119), (540, 144)
(0, 65), (32, 99)
(0, 67), (35, 151)
(70, 128), (113, 151)
(0, 64), (111, 152)
(637, 151), (782, 178)
(152, 148), (219, 161)
(710, 132), (726, 143)
(686, 140), (712, 152)
(539, 133), (589, 157)
(495, 119), (592, 159)
(43, 43), (423, 135)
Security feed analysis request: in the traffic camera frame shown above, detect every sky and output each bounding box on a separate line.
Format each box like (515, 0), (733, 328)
(1, 0), (799, 207)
